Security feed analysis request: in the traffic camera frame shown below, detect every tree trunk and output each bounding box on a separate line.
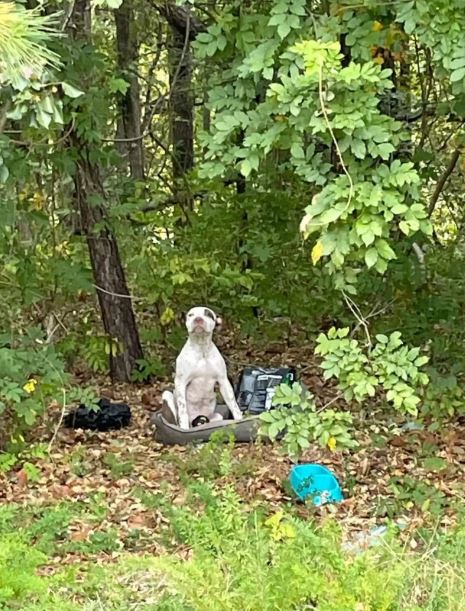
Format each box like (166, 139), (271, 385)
(168, 24), (194, 183)
(115, 0), (145, 180)
(69, 0), (144, 382)
(160, 3), (201, 208)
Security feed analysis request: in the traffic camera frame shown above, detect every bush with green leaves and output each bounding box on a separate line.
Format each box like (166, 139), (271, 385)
(315, 327), (429, 415)
(0, 331), (98, 448)
(0, 335), (69, 432)
(0, 535), (46, 606)
(259, 382), (356, 459)
(259, 328), (430, 458)
(421, 369), (465, 422)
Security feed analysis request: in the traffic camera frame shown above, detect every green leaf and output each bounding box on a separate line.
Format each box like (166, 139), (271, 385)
(451, 67), (465, 83)
(109, 78), (130, 94)
(351, 139), (366, 159)
(377, 143), (395, 160)
(374, 257), (388, 274)
(268, 14), (282, 26)
(260, 412), (276, 423)
(62, 83), (84, 98)
(320, 207), (342, 224)
(0, 165), (9, 183)
(361, 230), (375, 246)
(450, 56), (465, 70)
(290, 142), (305, 159)
(365, 248), (378, 268)
(376, 239), (396, 260)
(422, 457), (447, 472)
(399, 221), (410, 235)
(240, 159), (252, 178)
(391, 203), (408, 214)
(35, 107), (51, 128)
(277, 22), (291, 39)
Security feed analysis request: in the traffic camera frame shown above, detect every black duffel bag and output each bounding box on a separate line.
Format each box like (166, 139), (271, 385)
(64, 398), (131, 431)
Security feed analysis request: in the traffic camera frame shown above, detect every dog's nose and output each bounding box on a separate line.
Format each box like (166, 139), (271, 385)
(193, 317), (204, 324)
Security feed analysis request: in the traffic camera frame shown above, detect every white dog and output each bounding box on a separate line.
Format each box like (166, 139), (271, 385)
(162, 306), (243, 429)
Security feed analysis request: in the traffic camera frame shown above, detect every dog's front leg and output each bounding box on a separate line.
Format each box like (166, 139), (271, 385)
(174, 375), (190, 429)
(219, 377), (243, 420)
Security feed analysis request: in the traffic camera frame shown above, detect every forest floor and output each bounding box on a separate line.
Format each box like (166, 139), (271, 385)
(2, 339), (465, 608)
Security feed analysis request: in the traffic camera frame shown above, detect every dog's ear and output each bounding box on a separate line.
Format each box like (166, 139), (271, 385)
(216, 315), (223, 326)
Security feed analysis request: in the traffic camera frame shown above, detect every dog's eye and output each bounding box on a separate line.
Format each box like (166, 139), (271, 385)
(188, 313), (194, 317)
(204, 309), (215, 320)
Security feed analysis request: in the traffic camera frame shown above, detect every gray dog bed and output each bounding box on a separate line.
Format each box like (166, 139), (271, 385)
(151, 404), (261, 445)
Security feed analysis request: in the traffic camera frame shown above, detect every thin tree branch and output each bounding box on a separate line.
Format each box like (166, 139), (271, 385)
(343, 291), (372, 348)
(428, 149), (461, 217)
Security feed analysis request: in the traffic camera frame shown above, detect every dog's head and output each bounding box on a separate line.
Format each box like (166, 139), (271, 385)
(185, 306), (220, 336)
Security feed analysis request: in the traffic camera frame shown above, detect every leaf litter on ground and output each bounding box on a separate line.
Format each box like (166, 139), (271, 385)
(1, 340), (465, 570)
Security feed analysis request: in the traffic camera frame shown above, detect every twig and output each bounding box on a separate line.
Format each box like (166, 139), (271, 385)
(47, 387), (67, 453)
(61, 0), (76, 31)
(343, 291), (372, 348)
(316, 392), (343, 413)
(93, 284), (144, 301)
(428, 149), (461, 217)
(6, 119), (75, 148)
(318, 64), (354, 209)
(303, 62), (355, 234)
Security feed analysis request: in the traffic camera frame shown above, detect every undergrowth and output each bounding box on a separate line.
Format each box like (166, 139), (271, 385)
(1, 484), (465, 610)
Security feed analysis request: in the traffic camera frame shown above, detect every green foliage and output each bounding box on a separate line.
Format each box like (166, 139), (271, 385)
(155, 483), (400, 611)
(194, 2), (432, 288)
(131, 357), (167, 382)
(260, 328), (430, 459)
(387, 476), (448, 517)
(421, 369), (465, 422)
(81, 335), (113, 373)
(26, 504), (75, 555)
(162, 431), (258, 482)
(0, 535), (46, 606)
(0, 330), (101, 447)
(102, 451), (134, 480)
(150, 483), (465, 611)
(0, 441), (46, 473)
(316, 328), (429, 415)
(0, 488), (465, 610)
(0, 0), (464, 448)
(0, 336), (68, 432)
(259, 382), (355, 459)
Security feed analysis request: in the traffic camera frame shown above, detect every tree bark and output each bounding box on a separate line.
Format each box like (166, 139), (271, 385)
(68, 0), (144, 382)
(160, 2), (199, 206)
(168, 24), (194, 186)
(115, 0), (145, 180)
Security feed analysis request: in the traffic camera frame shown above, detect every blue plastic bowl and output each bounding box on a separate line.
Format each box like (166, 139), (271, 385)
(289, 464), (343, 506)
